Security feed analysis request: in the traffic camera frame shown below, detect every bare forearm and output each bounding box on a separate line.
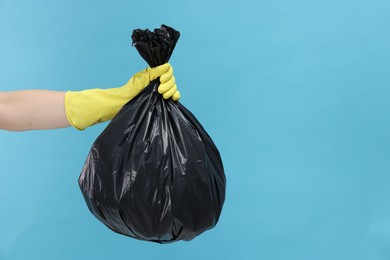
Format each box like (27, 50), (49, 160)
(0, 90), (70, 131)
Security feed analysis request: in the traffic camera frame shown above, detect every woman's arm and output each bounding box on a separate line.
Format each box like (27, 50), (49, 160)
(0, 63), (179, 132)
(0, 90), (70, 131)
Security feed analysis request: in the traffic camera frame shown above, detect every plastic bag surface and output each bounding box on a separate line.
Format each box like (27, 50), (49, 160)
(78, 25), (226, 243)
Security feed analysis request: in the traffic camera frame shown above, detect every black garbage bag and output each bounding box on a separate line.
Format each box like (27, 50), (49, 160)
(78, 25), (226, 243)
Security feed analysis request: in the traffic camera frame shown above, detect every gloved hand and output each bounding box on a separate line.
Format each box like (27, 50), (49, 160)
(65, 63), (180, 130)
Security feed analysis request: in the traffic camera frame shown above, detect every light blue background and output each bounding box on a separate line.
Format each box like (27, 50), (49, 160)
(1, 0), (390, 259)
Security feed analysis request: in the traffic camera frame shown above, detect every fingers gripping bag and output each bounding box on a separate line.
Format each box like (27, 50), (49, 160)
(78, 25), (226, 243)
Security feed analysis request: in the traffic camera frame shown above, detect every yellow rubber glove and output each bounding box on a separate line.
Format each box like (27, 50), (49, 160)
(65, 63), (180, 130)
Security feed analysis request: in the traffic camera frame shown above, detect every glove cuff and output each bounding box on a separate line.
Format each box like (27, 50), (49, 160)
(65, 91), (86, 130)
